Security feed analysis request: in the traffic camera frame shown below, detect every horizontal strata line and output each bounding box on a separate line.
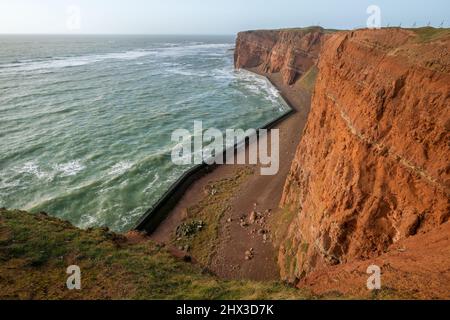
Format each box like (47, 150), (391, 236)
(325, 92), (449, 196)
(348, 38), (450, 75)
(237, 39), (318, 58)
(235, 40), (317, 74)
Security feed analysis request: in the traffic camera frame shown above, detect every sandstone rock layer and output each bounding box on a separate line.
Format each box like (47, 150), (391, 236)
(279, 28), (450, 281)
(235, 27), (328, 85)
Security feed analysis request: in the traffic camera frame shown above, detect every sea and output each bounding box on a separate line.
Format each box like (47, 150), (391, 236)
(0, 35), (288, 232)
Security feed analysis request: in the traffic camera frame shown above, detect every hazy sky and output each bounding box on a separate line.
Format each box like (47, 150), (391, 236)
(0, 0), (448, 34)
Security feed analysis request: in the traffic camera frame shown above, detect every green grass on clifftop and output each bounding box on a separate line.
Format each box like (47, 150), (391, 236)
(409, 27), (450, 42)
(0, 208), (316, 300)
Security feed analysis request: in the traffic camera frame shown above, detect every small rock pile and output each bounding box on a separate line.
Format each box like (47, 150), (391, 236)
(239, 203), (272, 244)
(203, 185), (218, 196)
(236, 203), (274, 262)
(245, 248), (254, 260)
(176, 220), (205, 238)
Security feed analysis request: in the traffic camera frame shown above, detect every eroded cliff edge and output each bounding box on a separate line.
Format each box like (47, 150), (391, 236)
(235, 27), (450, 285)
(235, 27), (330, 86)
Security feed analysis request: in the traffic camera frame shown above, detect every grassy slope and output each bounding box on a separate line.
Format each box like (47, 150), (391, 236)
(0, 208), (320, 300)
(409, 27), (450, 42)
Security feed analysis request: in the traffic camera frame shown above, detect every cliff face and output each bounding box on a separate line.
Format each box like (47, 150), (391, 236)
(235, 27), (328, 85)
(279, 28), (450, 281)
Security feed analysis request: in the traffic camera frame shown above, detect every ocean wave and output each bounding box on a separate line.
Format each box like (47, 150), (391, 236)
(173, 91), (217, 106)
(13, 160), (85, 181)
(211, 67), (234, 80)
(53, 161), (86, 177)
(143, 173), (160, 193)
(167, 65), (234, 80)
(235, 69), (286, 109)
(78, 214), (100, 229)
(23, 178), (104, 212)
(155, 43), (233, 58)
(183, 43), (234, 50)
(108, 161), (134, 176)
(113, 206), (147, 230)
(15, 161), (52, 180)
(166, 68), (202, 77)
(0, 178), (21, 191)
(0, 50), (156, 73)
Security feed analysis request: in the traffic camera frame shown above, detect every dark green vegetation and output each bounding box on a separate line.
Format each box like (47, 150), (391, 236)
(0, 208), (318, 300)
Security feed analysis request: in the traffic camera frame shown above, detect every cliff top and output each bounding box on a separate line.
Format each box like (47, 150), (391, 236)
(238, 26), (450, 42)
(238, 26), (334, 35)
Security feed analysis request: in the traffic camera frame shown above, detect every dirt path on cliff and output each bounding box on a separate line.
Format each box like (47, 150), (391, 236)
(150, 70), (311, 281)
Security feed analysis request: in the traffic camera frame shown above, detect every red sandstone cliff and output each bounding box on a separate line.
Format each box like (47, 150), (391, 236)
(235, 27), (450, 286)
(279, 28), (450, 282)
(235, 27), (329, 85)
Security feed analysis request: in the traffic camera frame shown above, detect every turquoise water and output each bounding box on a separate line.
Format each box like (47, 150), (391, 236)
(0, 35), (288, 231)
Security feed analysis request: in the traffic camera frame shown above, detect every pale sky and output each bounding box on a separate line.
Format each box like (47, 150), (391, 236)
(0, 0), (448, 34)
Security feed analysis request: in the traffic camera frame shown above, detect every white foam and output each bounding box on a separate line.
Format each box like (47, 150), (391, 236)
(166, 68), (201, 77)
(53, 160), (85, 177)
(15, 161), (52, 180)
(235, 69), (287, 110)
(115, 206), (146, 228)
(143, 173), (160, 193)
(0, 50), (156, 73)
(108, 161), (134, 176)
(184, 43), (233, 50)
(14, 160), (85, 180)
(0, 178), (20, 191)
(155, 43), (233, 58)
(211, 67), (234, 80)
(78, 214), (99, 229)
